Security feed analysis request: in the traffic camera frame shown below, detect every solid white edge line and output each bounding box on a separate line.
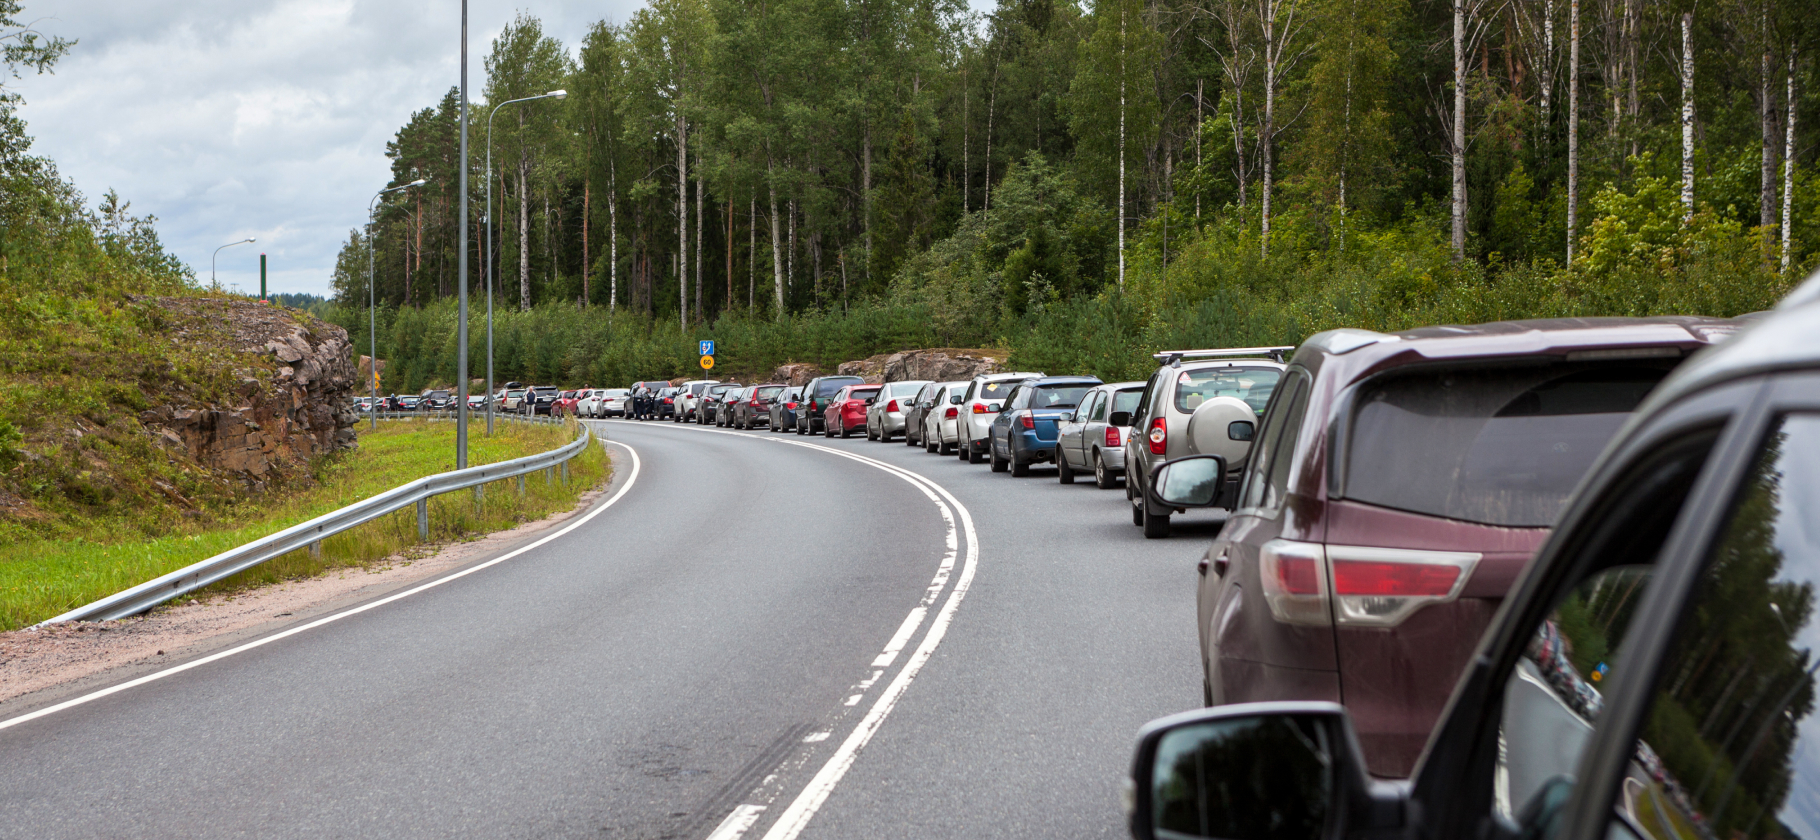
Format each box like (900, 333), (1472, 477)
(705, 804), (767, 840)
(0, 439), (643, 733)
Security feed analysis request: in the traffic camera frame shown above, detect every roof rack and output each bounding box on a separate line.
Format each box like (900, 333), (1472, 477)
(1152, 347), (1295, 366)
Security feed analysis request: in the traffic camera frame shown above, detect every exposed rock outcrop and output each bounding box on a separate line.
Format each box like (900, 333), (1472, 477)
(836, 349), (1007, 384)
(769, 363), (824, 386)
(136, 298), (358, 489)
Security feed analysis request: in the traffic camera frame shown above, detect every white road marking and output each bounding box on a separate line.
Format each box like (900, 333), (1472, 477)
(870, 608), (926, 668)
(627, 422), (982, 840)
(0, 440), (644, 733)
(705, 804), (767, 840)
(802, 731), (831, 743)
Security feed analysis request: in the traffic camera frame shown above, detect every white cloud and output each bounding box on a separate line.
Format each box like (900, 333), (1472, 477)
(11, 0), (629, 297)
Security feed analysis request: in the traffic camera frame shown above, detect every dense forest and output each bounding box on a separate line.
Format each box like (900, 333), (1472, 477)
(329, 0), (1819, 388)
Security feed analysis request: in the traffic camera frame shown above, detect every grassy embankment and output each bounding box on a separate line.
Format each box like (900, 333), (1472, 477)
(0, 418), (608, 631)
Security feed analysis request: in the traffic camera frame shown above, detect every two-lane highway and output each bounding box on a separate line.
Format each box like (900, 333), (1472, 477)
(0, 417), (1214, 839)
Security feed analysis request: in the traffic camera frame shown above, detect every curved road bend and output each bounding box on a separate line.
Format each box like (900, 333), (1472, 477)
(0, 418), (1209, 839)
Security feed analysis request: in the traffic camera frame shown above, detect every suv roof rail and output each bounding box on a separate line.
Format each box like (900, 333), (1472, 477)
(1151, 347), (1295, 366)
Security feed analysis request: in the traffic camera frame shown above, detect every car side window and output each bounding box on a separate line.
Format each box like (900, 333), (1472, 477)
(1134, 372), (1161, 425)
(1239, 372), (1308, 510)
(1590, 414), (1820, 840)
(1087, 392), (1107, 423)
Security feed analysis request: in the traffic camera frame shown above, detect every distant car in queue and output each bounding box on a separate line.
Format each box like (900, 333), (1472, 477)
(985, 376), (1102, 476)
(796, 376), (865, 436)
(769, 386), (805, 432)
(823, 384), (881, 438)
(865, 380), (931, 442)
(1054, 381), (1144, 488)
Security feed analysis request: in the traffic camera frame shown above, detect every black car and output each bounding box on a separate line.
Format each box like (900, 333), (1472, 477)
(522, 385), (559, 416)
(769, 386), (805, 432)
(795, 375), (866, 436)
(419, 389), (454, 410)
(697, 383), (742, 425)
(1121, 282), (1817, 840)
(655, 387), (680, 419)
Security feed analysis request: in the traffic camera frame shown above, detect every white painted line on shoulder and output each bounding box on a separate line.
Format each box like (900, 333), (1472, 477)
(870, 607), (926, 668)
(705, 804), (767, 840)
(0, 440), (645, 733)
(802, 731), (831, 743)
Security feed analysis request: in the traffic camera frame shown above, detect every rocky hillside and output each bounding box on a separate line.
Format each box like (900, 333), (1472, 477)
(0, 293), (357, 539)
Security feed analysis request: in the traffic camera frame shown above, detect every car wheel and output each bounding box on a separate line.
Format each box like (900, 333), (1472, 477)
(989, 441), (1008, 473)
(1058, 452), (1075, 484)
(1094, 452), (1117, 490)
(925, 435), (938, 453)
(967, 443), (984, 464)
(866, 423), (877, 441)
(907, 428), (919, 447)
(1130, 487), (1144, 526)
(1011, 456), (1030, 477)
(1142, 504), (1172, 539)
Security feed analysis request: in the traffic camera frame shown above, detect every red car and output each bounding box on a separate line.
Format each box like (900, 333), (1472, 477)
(1190, 316), (1736, 778)
(822, 384), (880, 438)
(552, 389), (583, 417)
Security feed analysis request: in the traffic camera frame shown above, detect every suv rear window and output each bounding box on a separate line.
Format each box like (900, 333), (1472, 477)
(815, 377), (864, 397)
(1031, 385), (1092, 409)
(976, 380), (1020, 401)
(1343, 365), (1668, 527)
(1174, 368), (1281, 415)
(428, 390), (450, 400)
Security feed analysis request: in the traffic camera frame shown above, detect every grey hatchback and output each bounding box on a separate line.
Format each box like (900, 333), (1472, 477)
(1055, 381), (1144, 488)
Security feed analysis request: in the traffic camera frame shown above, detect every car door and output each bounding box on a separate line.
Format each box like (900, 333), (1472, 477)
(1062, 391), (1099, 468)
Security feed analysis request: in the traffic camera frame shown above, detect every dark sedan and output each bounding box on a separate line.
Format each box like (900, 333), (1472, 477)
(986, 376), (1102, 476)
(768, 386), (805, 432)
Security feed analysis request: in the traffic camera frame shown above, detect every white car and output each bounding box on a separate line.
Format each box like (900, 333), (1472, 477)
(958, 371), (1044, 464)
(915, 381), (970, 455)
(675, 379), (720, 421)
(595, 388), (630, 418)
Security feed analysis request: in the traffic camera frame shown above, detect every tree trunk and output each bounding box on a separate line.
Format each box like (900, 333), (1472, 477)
(962, 66), (970, 215)
(749, 194), (757, 311)
(518, 155), (531, 311)
(695, 172), (703, 323)
(1785, 52), (1799, 274)
(1196, 77), (1204, 222)
(863, 124), (872, 284)
(583, 179), (591, 307)
(677, 114), (689, 329)
(610, 159), (619, 313)
(1681, 12), (1695, 222)
(788, 198), (797, 295)
(1567, 0), (1580, 263)
(726, 190), (733, 308)
(1450, 0), (1467, 261)
(1541, 0), (1553, 123)
(1625, 0), (1638, 159)
(769, 169), (784, 315)
(1118, 3), (1128, 285)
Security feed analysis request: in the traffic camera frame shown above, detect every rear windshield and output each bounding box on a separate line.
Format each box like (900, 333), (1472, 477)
(1343, 365), (1669, 527)
(816, 377), (864, 397)
(884, 381), (923, 397)
(756, 386), (785, 399)
(709, 384), (736, 395)
(976, 380), (1021, 401)
(507, 390), (524, 398)
(428, 391), (450, 399)
(1174, 368), (1281, 415)
(848, 388), (881, 400)
(1111, 388), (1143, 416)
(1031, 385), (1092, 409)
(606, 390), (628, 396)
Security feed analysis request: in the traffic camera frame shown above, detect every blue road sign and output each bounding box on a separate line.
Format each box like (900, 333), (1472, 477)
(700, 339), (716, 356)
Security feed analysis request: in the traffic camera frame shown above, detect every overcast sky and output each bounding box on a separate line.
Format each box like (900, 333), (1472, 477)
(6, 1), (683, 298)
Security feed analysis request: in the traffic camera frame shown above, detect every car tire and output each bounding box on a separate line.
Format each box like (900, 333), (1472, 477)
(1011, 456), (1030, 477)
(989, 442), (1008, 473)
(907, 428), (919, 447)
(1094, 452), (1118, 490)
(1130, 489), (1145, 526)
(967, 443), (984, 464)
(925, 435), (938, 454)
(1058, 453), (1076, 484)
(866, 423), (877, 441)
(1142, 504), (1172, 539)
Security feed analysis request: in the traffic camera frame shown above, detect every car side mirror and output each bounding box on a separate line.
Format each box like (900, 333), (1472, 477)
(1109, 410), (1132, 427)
(866, 397), (876, 405)
(1124, 702), (1391, 840)
(1149, 455), (1229, 508)
(1229, 421), (1255, 441)
(950, 395), (963, 405)
(987, 403), (1002, 413)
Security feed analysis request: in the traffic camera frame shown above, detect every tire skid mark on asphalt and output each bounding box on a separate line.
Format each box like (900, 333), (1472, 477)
(0, 438), (642, 734)
(595, 420), (980, 840)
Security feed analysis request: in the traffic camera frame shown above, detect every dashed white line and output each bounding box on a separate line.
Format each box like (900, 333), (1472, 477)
(704, 804), (767, 840)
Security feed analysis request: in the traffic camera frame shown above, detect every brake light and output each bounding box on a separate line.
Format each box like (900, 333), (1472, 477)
(663, 397), (673, 404)
(1259, 539), (1330, 627)
(1104, 426), (1121, 447)
(886, 399), (899, 412)
(1327, 546), (1480, 627)
(1147, 417), (1167, 455)
(945, 407), (958, 419)
(971, 403), (989, 415)
(1019, 413), (1034, 430)
(751, 398), (763, 407)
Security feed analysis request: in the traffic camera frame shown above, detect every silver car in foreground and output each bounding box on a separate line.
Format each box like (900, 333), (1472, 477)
(1054, 381), (1144, 488)
(865, 380), (931, 441)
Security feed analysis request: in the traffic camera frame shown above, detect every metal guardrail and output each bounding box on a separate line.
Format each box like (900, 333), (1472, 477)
(39, 422), (598, 625)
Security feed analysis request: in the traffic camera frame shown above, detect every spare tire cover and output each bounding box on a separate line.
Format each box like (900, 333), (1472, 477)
(1186, 396), (1257, 465)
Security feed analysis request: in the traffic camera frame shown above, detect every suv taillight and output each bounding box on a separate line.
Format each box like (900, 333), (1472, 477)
(1104, 426), (1121, 447)
(971, 403), (989, 415)
(1260, 539), (1481, 628)
(945, 407), (958, 419)
(1147, 417), (1167, 455)
(1019, 413), (1034, 430)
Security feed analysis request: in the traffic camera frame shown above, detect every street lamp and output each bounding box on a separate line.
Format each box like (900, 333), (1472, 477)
(211, 238), (255, 290)
(368, 178), (428, 430)
(484, 88), (566, 435)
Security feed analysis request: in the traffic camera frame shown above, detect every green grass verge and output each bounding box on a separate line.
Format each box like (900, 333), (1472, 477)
(0, 418), (609, 631)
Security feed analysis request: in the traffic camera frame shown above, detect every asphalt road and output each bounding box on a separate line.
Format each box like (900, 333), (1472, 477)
(0, 417), (1217, 839)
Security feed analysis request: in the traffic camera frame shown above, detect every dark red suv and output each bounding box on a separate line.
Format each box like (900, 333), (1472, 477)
(1193, 317), (1736, 778)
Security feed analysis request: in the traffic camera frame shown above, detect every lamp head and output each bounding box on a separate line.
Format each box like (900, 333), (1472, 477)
(547, 89), (568, 99)
(409, 178), (428, 187)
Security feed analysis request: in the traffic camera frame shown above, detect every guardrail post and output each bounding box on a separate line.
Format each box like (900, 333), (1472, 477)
(517, 474), (525, 496)
(417, 498), (429, 540)
(309, 540), (321, 558)
(473, 485), (483, 512)
(544, 466), (552, 485)
(562, 460), (569, 485)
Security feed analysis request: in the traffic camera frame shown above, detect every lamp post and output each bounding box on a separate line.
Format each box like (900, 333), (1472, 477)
(484, 88), (566, 435)
(211, 238), (255, 290)
(457, 0), (470, 469)
(368, 178), (428, 430)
